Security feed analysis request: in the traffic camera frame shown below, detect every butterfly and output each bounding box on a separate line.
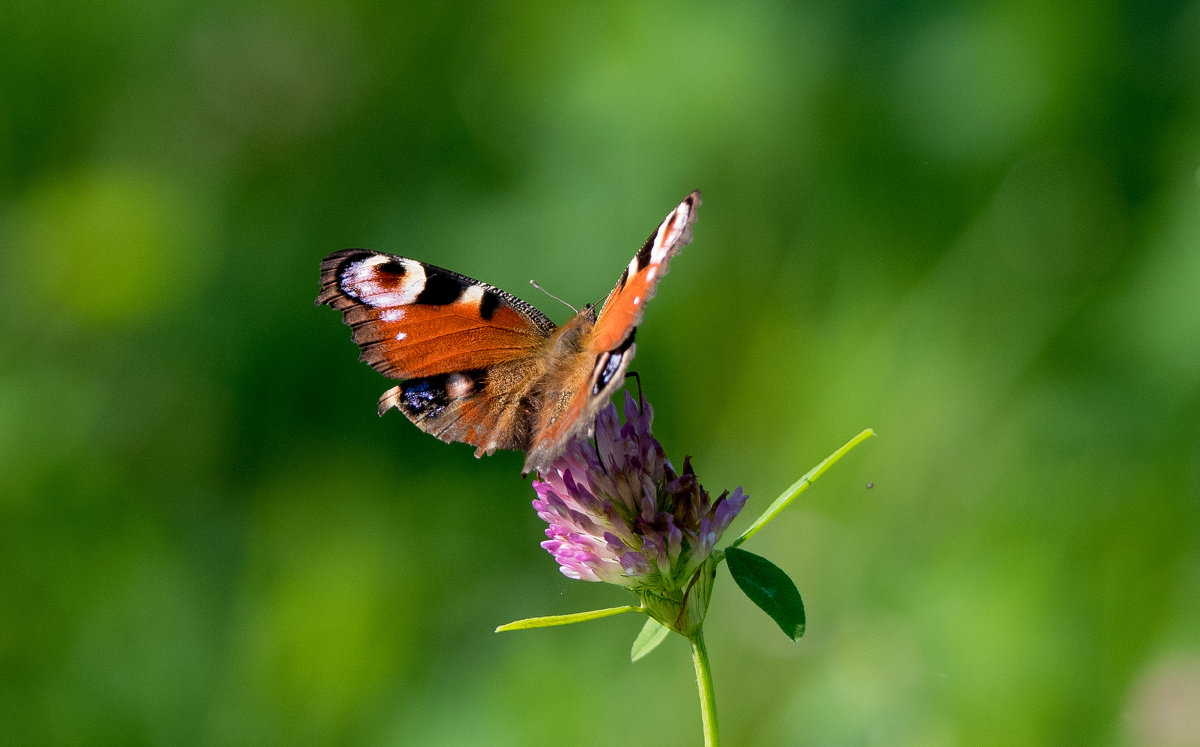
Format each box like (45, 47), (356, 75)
(316, 190), (700, 475)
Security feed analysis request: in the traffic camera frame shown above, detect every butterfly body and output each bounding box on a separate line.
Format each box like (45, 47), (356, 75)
(317, 190), (700, 474)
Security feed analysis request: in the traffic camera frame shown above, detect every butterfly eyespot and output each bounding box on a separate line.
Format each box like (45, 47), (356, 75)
(400, 380), (446, 417)
(593, 350), (625, 394)
(337, 254), (427, 307)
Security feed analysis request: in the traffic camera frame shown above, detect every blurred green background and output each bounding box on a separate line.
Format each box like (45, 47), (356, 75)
(3, 0), (1198, 744)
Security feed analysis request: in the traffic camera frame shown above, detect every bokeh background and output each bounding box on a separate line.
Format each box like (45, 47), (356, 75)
(3, 1), (1199, 744)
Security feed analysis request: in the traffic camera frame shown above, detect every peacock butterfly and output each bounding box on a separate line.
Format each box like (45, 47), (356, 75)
(316, 190), (700, 474)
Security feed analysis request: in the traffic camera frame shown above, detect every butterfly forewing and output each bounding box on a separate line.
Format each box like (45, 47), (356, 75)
(520, 191), (700, 473)
(589, 190), (700, 352)
(318, 250), (554, 380)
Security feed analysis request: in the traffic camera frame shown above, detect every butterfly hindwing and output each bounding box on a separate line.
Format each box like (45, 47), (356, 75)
(377, 366), (536, 455)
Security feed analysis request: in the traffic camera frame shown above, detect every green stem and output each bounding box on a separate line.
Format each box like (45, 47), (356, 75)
(690, 627), (719, 746)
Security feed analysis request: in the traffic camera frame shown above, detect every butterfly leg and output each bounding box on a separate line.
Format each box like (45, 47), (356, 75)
(588, 371), (645, 475)
(593, 436), (608, 476)
(624, 370), (644, 406)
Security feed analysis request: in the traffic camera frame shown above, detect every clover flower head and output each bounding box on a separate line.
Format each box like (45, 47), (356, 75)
(532, 392), (748, 633)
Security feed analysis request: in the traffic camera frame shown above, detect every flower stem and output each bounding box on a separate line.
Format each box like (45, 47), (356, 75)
(689, 627), (719, 746)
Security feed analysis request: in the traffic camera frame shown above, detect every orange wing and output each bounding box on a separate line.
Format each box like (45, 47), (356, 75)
(522, 191), (701, 473)
(317, 250), (555, 379)
(317, 249), (556, 457)
(590, 190), (700, 352)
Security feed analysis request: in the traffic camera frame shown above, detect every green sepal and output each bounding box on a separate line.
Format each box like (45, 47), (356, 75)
(732, 428), (875, 549)
(725, 547), (805, 640)
(631, 618), (672, 662)
(495, 604), (640, 632)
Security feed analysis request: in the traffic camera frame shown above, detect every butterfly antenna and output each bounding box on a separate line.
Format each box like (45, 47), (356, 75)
(529, 279), (579, 314)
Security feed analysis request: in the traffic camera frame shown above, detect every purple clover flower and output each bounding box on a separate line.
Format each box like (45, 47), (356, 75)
(532, 392), (748, 634)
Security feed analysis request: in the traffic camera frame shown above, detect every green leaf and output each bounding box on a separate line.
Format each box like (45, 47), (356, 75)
(732, 428), (875, 549)
(495, 605), (640, 632)
(725, 547), (805, 640)
(631, 618), (672, 662)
